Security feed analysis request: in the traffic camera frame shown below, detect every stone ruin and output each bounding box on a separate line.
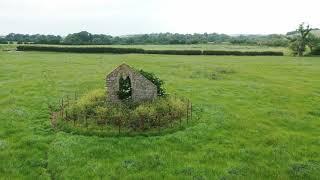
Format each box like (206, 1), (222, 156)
(106, 63), (157, 103)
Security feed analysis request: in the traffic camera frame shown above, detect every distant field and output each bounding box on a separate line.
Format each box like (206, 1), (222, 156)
(312, 29), (320, 37)
(1, 50), (319, 179)
(0, 44), (16, 51)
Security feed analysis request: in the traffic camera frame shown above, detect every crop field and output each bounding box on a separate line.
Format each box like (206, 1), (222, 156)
(0, 49), (320, 179)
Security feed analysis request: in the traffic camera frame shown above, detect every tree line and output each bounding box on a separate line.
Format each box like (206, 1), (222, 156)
(0, 31), (289, 47)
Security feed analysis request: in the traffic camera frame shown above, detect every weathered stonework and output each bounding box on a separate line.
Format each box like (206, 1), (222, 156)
(106, 63), (157, 103)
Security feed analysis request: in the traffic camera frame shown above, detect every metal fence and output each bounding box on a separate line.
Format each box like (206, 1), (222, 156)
(49, 92), (193, 136)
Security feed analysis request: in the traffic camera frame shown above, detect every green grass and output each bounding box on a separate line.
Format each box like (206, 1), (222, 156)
(0, 50), (320, 179)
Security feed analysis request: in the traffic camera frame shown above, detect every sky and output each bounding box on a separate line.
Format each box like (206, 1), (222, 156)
(0, 0), (319, 36)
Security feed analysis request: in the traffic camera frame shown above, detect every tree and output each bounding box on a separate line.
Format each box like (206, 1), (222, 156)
(287, 23), (312, 56)
(307, 33), (320, 52)
(63, 31), (92, 45)
(0, 37), (7, 44)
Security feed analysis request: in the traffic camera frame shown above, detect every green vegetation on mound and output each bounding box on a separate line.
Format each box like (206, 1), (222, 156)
(56, 89), (190, 136)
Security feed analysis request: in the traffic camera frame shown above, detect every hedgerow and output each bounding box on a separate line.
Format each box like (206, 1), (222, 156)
(202, 50), (284, 56)
(16, 45), (145, 54)
(144, 49), (202, 55)
(16, 45), (284, 56)
(310, 45), (320, 55)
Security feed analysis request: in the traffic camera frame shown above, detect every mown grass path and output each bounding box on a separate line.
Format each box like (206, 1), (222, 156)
(0, 51), (319, 179)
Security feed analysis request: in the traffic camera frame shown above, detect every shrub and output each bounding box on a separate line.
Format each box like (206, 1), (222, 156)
(133, 105), (156, 130)
(118, 76), (132, 100)
(67, 89), (106, 118)
(310, 45), (320, 55)
(167, 97), (185, 119)
(0, 38), (7, 44)
(94, 106), (109, 124)
(62, 90), (188, 131)
(138, 69), (166, 96)
(108, 105), (128, 126)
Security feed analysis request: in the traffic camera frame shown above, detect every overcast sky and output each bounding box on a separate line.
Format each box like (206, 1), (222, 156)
(0, 0), (319, 36)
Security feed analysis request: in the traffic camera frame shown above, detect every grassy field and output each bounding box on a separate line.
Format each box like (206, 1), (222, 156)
(0, 50), (320, 179)
(0, 44), (16, 51)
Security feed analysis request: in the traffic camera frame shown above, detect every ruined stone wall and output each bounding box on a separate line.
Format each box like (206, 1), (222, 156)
(106, 64), (157, 103)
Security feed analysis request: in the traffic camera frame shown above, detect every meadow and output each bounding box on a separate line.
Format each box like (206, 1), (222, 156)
(0, 48), (320, 179)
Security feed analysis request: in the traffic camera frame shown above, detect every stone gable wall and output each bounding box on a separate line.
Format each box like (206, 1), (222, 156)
(106, 64), (157, 103)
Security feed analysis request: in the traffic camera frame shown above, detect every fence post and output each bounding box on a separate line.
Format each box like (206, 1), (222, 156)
(74, 112), (78, 126)
(66, 96), (69, 120)
(85, 109), (88, 128)
(141, 117), (145, 131)
(168, 103), (173, 127)
(66, 95), (69, 105)
(187, 99), (189, 124)
(58, 99), (61, 117)
(61, 97), (64, 119)
(158, 115), (161, 133)
(48, 105), (53, 125)
(118, 118), (121, 135)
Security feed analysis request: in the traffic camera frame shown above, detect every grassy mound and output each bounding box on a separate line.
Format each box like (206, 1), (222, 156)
(56, 89), (191, 136)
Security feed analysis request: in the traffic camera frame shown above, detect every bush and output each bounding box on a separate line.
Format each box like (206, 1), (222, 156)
(94, 106), (109, 124)
(167, 97), (185, 119)
(310, 45), (320, 55)
(118, 76), (132, 100)
(67, 89), (106, 118)
(132, 105), (156, 130)
(63, 90), (188, 131)
(138, 70), (166, 96)
(203, 50), (283, 56)
(0, 38), (7, 44)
